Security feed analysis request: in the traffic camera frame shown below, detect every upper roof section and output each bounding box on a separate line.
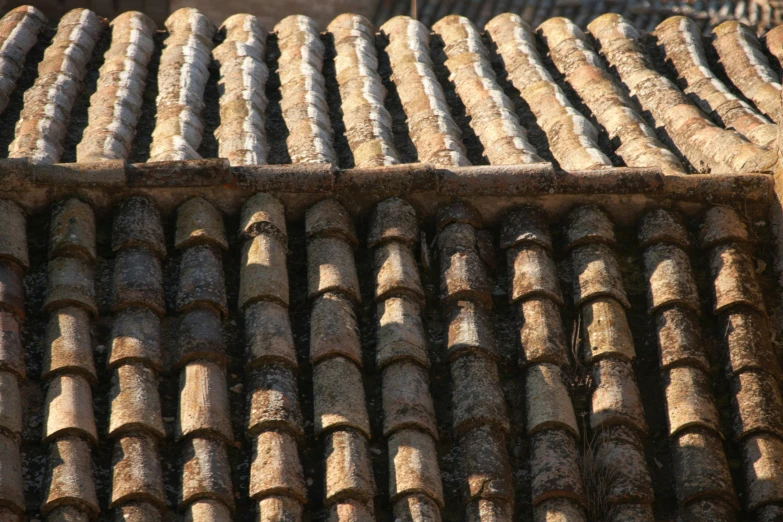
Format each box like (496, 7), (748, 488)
(0, 4), (781, 179)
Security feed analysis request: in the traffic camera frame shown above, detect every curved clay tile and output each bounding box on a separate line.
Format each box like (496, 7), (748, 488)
(370, 198), (443, 519)
(149, 8), (216, 162)
(712, 20), (782, 123)
(328, 14), (399, 168)
(274, 15), (337, 165)
(0, 6), (47, 115)
(8, 8), (105, 164)
(654, 16), (777, 148)
(539, 17), (686, 175)
(380, 15), (469, 167)
(42, 199), (99, 521)
(639, 209), (739, 519)
(77, 11), (156, 162)
(432, 15), (543, 165)
(213, 14), (270, 166)
(589, 13), (777, 173)
(485, 13), (612, 170)
(238, 194), (306, 519)
(108, 197), (166, 518)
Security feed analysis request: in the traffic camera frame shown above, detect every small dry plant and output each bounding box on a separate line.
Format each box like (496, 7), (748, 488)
(580, 429), (620, 522)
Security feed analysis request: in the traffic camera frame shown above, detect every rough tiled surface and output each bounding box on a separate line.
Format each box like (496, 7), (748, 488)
(0, 6), (778, 174)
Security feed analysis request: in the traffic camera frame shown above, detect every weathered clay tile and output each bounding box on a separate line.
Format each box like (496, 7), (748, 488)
(721, 309), (782, 380)
(451, 353), (509, 436)
(178, 361), (233, 444)
(257, 496), (304, 522)
(590, 358), (647, 433)
(446, 300), (496, 362)
(581, 297), (636, 364)
(176, 307), (227, 368)
(532, 498), (586, 522)
(380, 16), (469, 167)
(180, 437), (235, 510)
(185, 499), (232, 522)
(709, 243), (765, 315)
(605, 504), (654, 522)
(176, 245), (229, 317)
(109, 364), (164, 439)
(112, 198), (166, 259)
(392, 494), (441, 522)
(44, 257), (97, 317)
(500, 206), (552, 252)
(529, 429), (585, 505)
(663, 366), (722, 436)
(109, 308), (162, 371)
(388, 429), (444, 505)
(240, 194), (286, 243)
(313, 356), (371, 438)
(436, 202), (482, 233)
(382, 361), (438, 439)
(324, 429), (376, 504)
(589, 14), (776, 173)
(43, 436), (99, 515)
(373, 242), (424, 303)
(149, 8), (215, 162)
(248, 365), (304, 438)
(239, 231), (289, 309)
(464, 498), (512, 522)
(714, 21), (780, 122)
(507, 244), (563, 305)
(0, 201), (28, 272)
(655, 307), (710, 372)
(526, 364), (579, 437)
(176, 198), (228, 251)
(244, 301), (297, 370)
(376, 297), (428, 369)
(306, 200), (358, 247)
(460, 425), (513, 503)
(8, 9), (105, 164)
(0, 433), (22, 512)
(741, 433), (783, 511)
(642, 243), (700, 314)
(77, 11), (156, 162)
(654, 16), (777, 148)
(44, 373), (97, 443)
(368, 199), (418, 248)
(49, 199), (96, 263)
(0, 7), (46, 116)
(274, 15), (337, 166)
(698, 207), (750, 250)
(593, 426), (654, 504)
(570, 243), (630, 309)
(110, 433), (164, 508)
(249, 430), (306, 502)
(486, 14), (611, 171)
(112, 502), (162, 522)
(432, 15), (543, 166)
(214, 14), (269, 166)
(564, 206), (616, 250)
(517, 298), (569, 368)
(43, 306), (96, 382)
(326, 500), (374, 522)
(671, 429), (736, 506)
(0, 313), (23, 379)
(308, 237), (361, 303)
(758, 504), (783, 522)
(310, 293), (362, 366)
(0, 371), (20, 441)
(438, 244), (491, 309)
(679, 498), (737, 522)
(328, 14), (399, 168)
(112, 248), (165, 315)
(730, 369), (783, 441)
(638, 209), (691, 250)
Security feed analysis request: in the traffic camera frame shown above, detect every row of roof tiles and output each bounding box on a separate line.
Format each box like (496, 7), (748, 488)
(0, 192), (780, 522)
(0, 5), (781, 174)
